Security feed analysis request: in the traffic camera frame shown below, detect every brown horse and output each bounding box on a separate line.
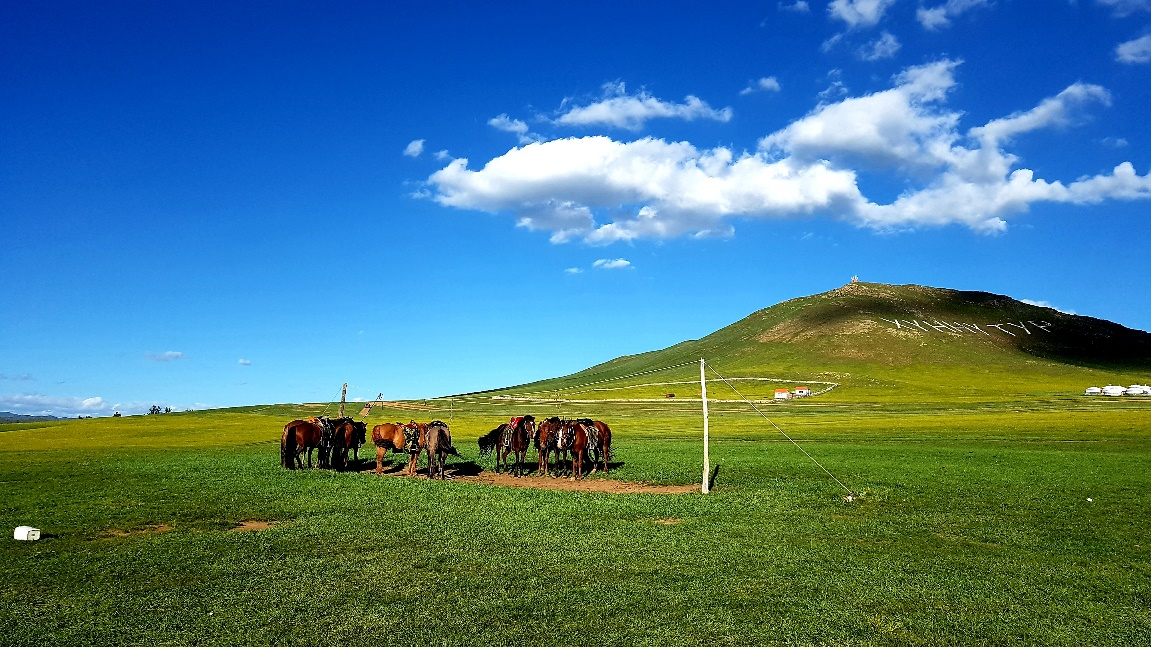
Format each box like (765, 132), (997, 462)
(423, 420), (458, 479)
(576, 418), (613, 475)
(371, 420), (425, 475)
(281, 418), (328, 469)
(329, 417), (368, 471)
(535, 416), (563, 477)
(566, 419), (590, 480)
(478, 415), (534, 477)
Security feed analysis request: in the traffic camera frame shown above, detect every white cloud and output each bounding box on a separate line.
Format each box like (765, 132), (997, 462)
(858, 32), (900, 60)
(1022, 299), (1076, 314)
(741, 77), (782, 95)
(969, 83), (1111, 148)
(593, 258), (632, 269)
(238, 359), (252, 366)
(0, 373), (33, 381)
(403, 139), (425, 157)
(564, 267), (583, 274)
(0, 393), (108, 417)
(828, 0), (896, 28)
(149, 351), (185, 362)
(435, 150), (452, 161)
(1096, 0), (1151, 17)
(917, 0), (990, 30)
(780, 1), (810, 12)
(489, 114), (538, 144)
(556, 82), (732, 130)
(1116, 34), (1151, 63)
(761, 60), (963, 170)
(427, 60), (1151, 241)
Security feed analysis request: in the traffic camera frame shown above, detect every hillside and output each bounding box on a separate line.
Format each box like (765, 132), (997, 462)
(498, 282), (1151, 402)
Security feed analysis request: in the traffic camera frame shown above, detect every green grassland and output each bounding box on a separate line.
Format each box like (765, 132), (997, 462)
(3, 283), (1150, 645)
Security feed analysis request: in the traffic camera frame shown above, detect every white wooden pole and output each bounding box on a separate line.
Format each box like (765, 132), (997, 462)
(701, 357), (710, 494)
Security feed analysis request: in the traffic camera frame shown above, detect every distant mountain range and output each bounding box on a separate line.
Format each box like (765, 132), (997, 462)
(0, 411), (63, 423)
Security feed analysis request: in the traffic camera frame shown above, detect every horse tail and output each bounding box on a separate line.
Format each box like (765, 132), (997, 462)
(281, 425), (297, 469)
(477, 427), (501, 457)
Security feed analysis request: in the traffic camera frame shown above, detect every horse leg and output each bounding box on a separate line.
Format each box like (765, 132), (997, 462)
(375, 447), (385, 475)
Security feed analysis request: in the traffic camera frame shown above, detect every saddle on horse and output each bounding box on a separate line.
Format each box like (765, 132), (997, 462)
(503, 416), (523, 448)
(402, 421), (421, 454)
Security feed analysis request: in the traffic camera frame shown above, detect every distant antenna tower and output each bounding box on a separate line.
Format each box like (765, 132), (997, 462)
(850, 275), (859, 284)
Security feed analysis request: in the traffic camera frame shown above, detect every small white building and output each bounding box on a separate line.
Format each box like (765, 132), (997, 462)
(1102, 385), (1126, 397)
(1126, 385), (1150, 396)
(794, 386), (812, 397)
(1085, 386), (1102, 396)
(774, 389), (791, 400)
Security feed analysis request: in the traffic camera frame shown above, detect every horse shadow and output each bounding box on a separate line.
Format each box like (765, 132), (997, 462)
(443, 461), (483, 478)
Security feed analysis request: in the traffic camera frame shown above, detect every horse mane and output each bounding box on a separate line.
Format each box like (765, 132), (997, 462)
(576, 418), (594, 426)
(477, 425), (504, 457)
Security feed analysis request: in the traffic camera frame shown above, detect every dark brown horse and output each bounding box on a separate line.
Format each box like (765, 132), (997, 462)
(371, 420), (425, 475)
(566, 419), (590, 480)
(423, 420), (458, 479)
(329, 417), (368, 471)
(576, 418), (613, 475)
(478, 415), (535, 477)
(281, 418), (329, 469)
(535, 416), (563, 477)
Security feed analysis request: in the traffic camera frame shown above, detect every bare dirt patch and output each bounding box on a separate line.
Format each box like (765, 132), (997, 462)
(652, 518), (683, 524)
(99, 524), (172, 538)
(230, 520), (275, 532)
(461, 471), (698, 494)
(362, 465), (697, 494)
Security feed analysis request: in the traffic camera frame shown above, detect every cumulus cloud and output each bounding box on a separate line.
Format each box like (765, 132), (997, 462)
(238, 359), (252, 366)
(917, 0), (990, 29)
(1096, 0), (1151, 17)
(858, 32), (900, 60)
(426, 60), (1151, 241)
(403, 139), (425, 157)
(1116, 34), (1151, 63)
(593, 258), (632, 269)
(780, 1), (810, 12)
(556, 82), (732, 131)
(828, 0), (896, 28)
(489, 114), (538, 144)
(741, 77), (782, 95)
(149, 351), (185, 362)
(0, 393), (108, 417)
(761, 60), (963, 170)
(970, 83), (1111, 148)
(434, 150), (452, 161)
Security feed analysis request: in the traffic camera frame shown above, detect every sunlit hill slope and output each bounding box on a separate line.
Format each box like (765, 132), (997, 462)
(495, 282), (1151, 403)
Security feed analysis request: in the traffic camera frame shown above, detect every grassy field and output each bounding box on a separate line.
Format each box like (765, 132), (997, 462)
(2, 393), (1149, 646)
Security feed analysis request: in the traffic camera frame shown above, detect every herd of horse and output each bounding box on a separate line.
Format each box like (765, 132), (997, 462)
(477, 415), (613, 480)
(279, 414), (613, 481)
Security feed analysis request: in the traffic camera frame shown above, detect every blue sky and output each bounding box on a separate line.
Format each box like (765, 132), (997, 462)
(2, 0), (1150, 416)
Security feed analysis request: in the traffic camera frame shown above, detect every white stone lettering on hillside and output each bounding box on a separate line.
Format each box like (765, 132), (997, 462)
(874, 319), (1054, 337)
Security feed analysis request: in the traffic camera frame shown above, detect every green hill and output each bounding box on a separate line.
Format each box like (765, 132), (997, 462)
(495, 282), (1151, 403)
